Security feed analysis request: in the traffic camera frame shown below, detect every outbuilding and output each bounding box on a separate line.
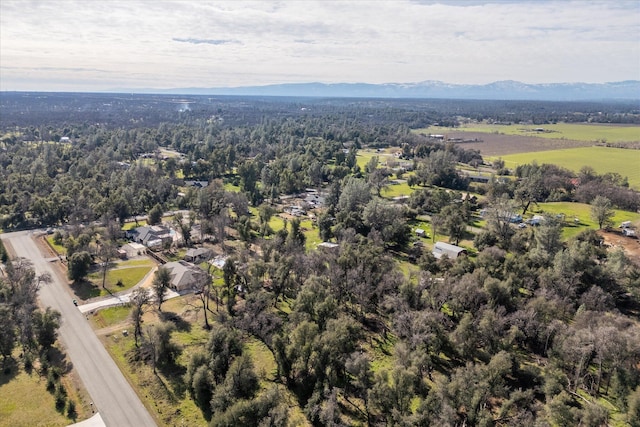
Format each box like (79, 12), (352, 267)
(432, 242), (467, 260)
(184, 247), (213, 263)
(318, 242), (339, 251)
(121, 242), (147, 258)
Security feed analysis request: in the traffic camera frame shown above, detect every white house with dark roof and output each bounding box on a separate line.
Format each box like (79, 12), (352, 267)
(127, 225), (173, 249)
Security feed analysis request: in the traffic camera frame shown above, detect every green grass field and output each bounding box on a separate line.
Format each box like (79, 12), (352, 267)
(300, 219), (322, 250)
(89, 305), (132, 329)
(45, 235), (66, 255)
(223, 181), (241, 192)
(246, 338), (278, 381)
(87, 259), (154, 294)
(531, 202), (640, 240)
(122, 220), (147, 231)
(422, 123), (640, 143)
(382, 181), (413, 198)
(102, 266), (152, 288)
(493, 146), (640, 189)
(266, 215), (322, 250)
(356, 148), (400, 170)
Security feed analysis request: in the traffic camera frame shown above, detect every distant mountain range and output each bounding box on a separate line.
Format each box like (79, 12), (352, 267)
(135, 80), (640, 101)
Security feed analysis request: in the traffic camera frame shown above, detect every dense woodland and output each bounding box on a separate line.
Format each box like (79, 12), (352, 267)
(1, 93), (640, 426)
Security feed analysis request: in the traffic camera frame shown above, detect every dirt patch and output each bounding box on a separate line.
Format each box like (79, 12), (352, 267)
(444, 131), (593, 157)
(95, 323), (132, 338)
(599, 229), (640, 266)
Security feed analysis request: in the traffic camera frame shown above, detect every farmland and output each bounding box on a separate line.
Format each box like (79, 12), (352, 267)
(413, 122), (640, 157)
(424, 123), (640, 144)
(3, 94), (640, 426)
(495, 146), (640, 189)
(530, 201), (640, 239)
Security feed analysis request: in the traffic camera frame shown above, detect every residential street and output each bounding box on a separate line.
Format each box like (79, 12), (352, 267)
(1, 230), (157, 427)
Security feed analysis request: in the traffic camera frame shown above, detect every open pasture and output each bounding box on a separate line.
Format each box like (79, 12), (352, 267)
(356, 148), (401, 170)
(425, 123), (640, 144)
(495, 146), (640, 189)
(531, 201), (640, 240)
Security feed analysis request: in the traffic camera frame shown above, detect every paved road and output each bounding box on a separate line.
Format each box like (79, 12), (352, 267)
(1, 231), (156, 427)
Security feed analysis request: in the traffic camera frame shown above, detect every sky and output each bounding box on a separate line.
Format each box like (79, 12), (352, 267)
(1, 0), (639, 92)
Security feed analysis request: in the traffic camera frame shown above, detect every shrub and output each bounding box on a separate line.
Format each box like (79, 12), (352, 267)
(46, 371), (57, 393)
(66, 400), (77, 420)
(54, 389), (66, 412)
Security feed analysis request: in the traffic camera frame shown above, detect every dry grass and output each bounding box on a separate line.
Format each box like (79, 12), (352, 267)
(0, 354), (91, 427)
(94, 294), (312, 426)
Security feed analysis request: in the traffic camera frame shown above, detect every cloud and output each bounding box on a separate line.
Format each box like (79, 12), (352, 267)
(1, 0), (638, 91)
(172, 37), (240, 45)
(2, 66), (112, 73)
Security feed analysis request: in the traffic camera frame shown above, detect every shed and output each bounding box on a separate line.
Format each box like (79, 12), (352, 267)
(415, 228), (427, 238)
(432, 242), (467, 260)
(121, 242), (147, 258)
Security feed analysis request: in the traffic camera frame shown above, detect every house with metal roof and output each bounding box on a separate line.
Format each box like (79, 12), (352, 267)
(432, 242), (467, 260)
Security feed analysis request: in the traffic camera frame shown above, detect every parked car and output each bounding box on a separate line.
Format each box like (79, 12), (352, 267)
(622, 228), (636, 237)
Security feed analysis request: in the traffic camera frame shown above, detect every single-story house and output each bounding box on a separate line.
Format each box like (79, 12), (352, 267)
(432, 242), (467, 260)
(127, 225), (173, 249)
(163, 261), (209, 292)
(184, 247), (213, 263)
(527, 215), (544, 226)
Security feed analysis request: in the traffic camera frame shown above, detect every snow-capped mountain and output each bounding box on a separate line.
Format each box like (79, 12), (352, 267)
(142, 80), (640, 101)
